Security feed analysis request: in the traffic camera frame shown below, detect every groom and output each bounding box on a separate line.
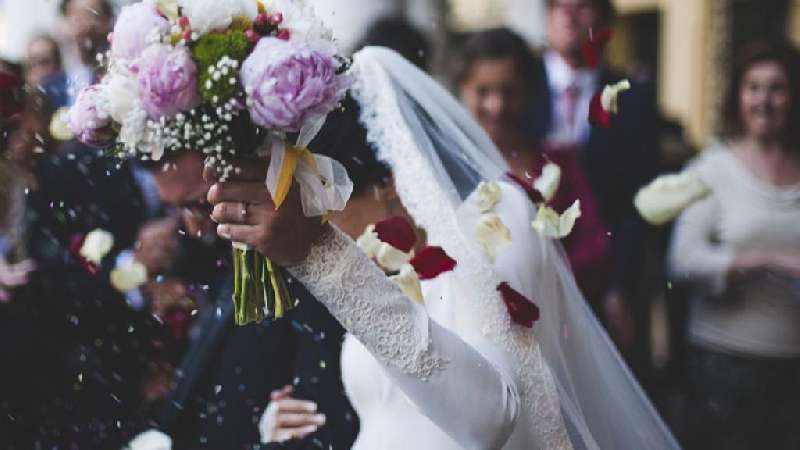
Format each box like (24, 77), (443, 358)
(143, 151), (358, 449)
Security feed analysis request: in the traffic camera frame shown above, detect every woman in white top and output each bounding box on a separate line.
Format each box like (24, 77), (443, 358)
(209, 48), (678, 449)
(669, 40), (800, 450)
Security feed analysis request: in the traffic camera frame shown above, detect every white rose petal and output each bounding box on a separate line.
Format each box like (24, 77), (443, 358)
(390, 264), (424, 304)
(262, 0), (334, 41)
(475, 213), (512, 262)
(110, 261), (148, 293)
(178, 0), (258, 35)
(634, 172), (710, 225)
(80, 229), (115, 265)
(534, 162), (561, 202)
(375, 243), (412, 272)
(356, 224), (382, 258)
(124, 429), (172, 450)
(156, 0), (179, 21)
(101, 68), (140, 124)
(532, 200), (582, 239)
(476, 181), (502, 212)
(600, 79), (631, 114)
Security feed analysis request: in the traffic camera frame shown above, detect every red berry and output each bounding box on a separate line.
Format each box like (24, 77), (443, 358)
(255, 13), (269, 27)
(268, 13), (283, 25)
(178, 16), (190, 29)
(183, 30), (193, 41)
(276, 29), (290, 40)
(245, 29), (261, 44)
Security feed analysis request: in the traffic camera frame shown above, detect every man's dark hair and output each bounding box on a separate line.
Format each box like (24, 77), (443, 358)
(545, 0), (615, 25)
(452, 27), (539, 95)
(356, 16), (431, 71)
(721, 40), (800, 149)
(60, 0), (114, 18)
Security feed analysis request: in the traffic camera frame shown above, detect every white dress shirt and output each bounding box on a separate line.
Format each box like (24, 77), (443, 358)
(543, 51), (599, 146)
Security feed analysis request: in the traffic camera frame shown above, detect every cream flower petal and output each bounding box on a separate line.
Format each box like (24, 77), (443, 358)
(375, 243), (413, 272)
(532, 200), (582, 239)
(600, 79), (631, 114)
(476, 181), (503, 212)
(80, 229), (114, 265)
(356, 224), (382, 258)
(125, 429), (173, 450)
(156, 0), (179, 21)
(634, 172), (710, 225)
(390, 264), (424, 304)
(475, 213), (512, 262)
(534, 162), (561, 202)
(110, 261), (148, 293)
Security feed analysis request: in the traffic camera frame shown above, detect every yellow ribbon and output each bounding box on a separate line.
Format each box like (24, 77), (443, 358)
(273, 144), (321, 210)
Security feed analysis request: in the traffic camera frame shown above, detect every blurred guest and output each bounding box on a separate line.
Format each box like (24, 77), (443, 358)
(455, 27), (610, 308)
(355, 16), (431, 71)
(42, 0), (113, 108)
(25, 34), (63, 88)
(531, 0), (660, 360)
(669, 40), (800, 450)
(133, 151), (358, 450)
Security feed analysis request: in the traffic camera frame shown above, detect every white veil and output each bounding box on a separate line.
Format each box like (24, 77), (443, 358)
(350, 47), (679, 450)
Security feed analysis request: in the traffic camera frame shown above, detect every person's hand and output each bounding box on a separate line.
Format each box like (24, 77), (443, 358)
(258, 385), (326, 444)
(207, 160), (326, 267)
(732, 251), (800, 278)
(134, 216), (180, 274)
(0, 258), (35, 303)
(603, 290), (634, 350)
(144, 279), (194, 318)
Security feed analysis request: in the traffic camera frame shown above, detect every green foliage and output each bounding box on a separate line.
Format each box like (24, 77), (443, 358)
(192, 27), (251, 103)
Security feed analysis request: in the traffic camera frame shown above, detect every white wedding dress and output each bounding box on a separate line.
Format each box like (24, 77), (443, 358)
(287, 48), (680, 450)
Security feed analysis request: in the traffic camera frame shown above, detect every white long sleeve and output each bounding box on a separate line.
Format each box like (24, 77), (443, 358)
(668, 194), (736, 296)
(289, 226), (520, 450)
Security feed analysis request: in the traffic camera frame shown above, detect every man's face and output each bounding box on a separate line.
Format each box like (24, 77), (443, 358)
(152, 152), (216, 239)
(26, 38), (61, 86)
(63, 0), (112, 63)
(547, 0), (602, 58)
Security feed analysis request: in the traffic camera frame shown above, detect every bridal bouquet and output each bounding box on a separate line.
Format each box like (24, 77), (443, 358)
(69, 0), (353, 325)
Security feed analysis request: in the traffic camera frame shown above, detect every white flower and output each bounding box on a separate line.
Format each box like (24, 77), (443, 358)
(390, 264), (424, 304)
(476, 181), (502, 212)
(532, 200), (582, 239)
(156, 0), (179, 21)
(110, 261), (148, 293)
(634, 172), (710, 225)
(80, 229), (114, 265)
(475, 213), (512, 262)
(534, 162), (561, 202)
(600, 79), (631, 114)
(124, 429), (172, 450)
(101, 68), (140, 124)
(263, 0), (334, 41)
(178, 0), (258, 35)
(356, 224), (412, 272)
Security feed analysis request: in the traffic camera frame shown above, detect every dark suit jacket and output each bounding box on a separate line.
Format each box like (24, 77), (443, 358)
(530, 58), (660, 296)
(164, 273), (359, 450)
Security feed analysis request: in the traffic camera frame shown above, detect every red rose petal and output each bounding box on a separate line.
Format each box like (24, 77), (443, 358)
(497, 282), (540, 328)
(588, 92), (612, 128)
(410, 246), (457, 280)
(506, 172), (544, 205)
(374, 216), (417, 253)
(580, 28), (612, 68)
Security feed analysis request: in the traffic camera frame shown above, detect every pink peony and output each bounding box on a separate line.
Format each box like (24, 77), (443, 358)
(111, 1), (170, 63)
(240, 37), (350, 131)
(69, 86), (116, 147)
(133, 44), (199, 120)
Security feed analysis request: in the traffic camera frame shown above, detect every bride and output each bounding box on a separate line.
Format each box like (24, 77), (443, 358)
(208, 47), (679, 449)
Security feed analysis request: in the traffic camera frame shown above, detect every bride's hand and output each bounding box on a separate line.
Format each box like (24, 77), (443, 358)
(258, 385), (326, 443)
(207, 160), (326, 267)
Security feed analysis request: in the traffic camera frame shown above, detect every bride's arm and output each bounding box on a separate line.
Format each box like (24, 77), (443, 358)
(289, 225), (520, 450)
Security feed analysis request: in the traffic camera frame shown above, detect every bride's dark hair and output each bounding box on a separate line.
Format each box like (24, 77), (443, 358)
(310, 93), (392, 195)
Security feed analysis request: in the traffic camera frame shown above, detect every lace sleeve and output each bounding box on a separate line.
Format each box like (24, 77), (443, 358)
(289, 226), (520, 450)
